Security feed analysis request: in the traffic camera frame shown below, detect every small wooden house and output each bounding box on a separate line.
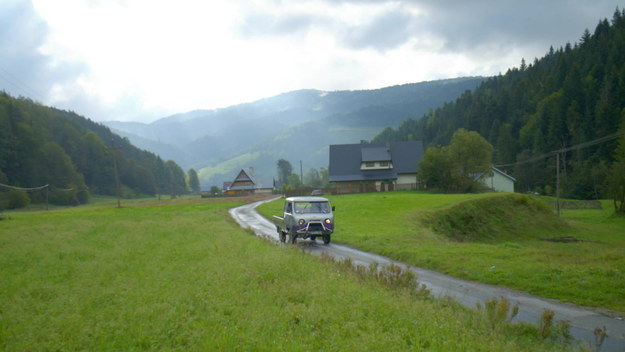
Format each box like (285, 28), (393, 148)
(225, 168), (257, 196)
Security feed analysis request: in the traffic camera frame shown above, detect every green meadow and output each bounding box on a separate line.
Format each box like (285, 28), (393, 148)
(1, 197), (579, 350)
(258, 192), (625, 314)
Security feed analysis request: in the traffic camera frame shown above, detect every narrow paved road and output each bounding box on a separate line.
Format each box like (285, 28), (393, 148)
(229, 198), (625, 351)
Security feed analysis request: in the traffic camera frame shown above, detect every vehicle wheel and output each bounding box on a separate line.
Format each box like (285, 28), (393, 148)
(279, 230), (286, 243)
(323, 235), (331, 245)
(290, 231), (297, 244)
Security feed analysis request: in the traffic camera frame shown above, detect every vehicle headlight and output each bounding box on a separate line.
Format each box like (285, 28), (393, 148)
(298, 219), (306, 225)
(324, 218), (332, 224)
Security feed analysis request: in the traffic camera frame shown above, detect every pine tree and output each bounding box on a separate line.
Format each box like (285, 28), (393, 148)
(187, 168), (201, 194)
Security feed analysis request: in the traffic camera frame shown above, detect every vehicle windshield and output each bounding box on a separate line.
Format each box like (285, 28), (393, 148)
(294, 201), (331, 214)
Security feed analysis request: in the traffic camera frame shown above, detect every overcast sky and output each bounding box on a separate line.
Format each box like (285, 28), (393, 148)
(1, 0), (623, 123)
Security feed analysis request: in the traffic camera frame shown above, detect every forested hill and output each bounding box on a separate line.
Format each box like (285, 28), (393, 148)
(373, 9), (625, 199)
(0, 93), (188, 207)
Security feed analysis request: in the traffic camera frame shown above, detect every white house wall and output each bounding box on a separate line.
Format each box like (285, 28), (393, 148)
(482, 173), (514, 192)
(396, 174), (417, 186)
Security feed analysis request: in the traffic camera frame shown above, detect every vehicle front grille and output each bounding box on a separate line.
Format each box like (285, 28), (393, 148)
(307, 222), (324, 232)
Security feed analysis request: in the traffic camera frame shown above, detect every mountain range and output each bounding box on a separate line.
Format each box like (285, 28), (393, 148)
(106, 77), (484, 188)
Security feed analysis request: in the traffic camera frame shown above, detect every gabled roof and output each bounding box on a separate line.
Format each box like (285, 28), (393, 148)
(361, 146), (391, 162)
(234, 169), (253, 182)
(473, 167), (516, 182)
(391, 141), (425, 174)
(230, 169), (256, 190)
(329, 141), (424, 182)
(492, 167), (516, 181)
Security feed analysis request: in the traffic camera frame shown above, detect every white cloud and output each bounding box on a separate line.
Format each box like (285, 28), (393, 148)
(0, 0), (621, 123)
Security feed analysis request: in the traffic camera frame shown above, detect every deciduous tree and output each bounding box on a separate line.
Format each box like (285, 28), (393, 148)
(418, 129), (493, 192)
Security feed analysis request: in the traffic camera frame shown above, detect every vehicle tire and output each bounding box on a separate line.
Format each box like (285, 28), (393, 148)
(279, 230), (286, 243)
(323, 235), (331, 245)
(289, 230), (297, 244)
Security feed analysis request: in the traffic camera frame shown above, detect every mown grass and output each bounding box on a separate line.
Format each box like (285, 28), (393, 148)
(0, 198), (578, 350)
(257, 191), (625, 313)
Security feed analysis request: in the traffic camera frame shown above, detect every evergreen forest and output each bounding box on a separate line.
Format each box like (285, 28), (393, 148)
(374, 9), (625, 200)
(0, 93), (188, 208)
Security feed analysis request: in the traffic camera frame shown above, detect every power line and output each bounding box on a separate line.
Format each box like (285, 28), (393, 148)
(0, 183), (77, 192)
(1, 183), (79, 211)
(0, 182), (48, 192)
(554, 130), (624, 154)
(492, 129), (624, 217)
(494, 130), (625, 168)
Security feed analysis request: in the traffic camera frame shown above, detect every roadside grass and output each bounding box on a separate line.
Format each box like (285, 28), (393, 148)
(257, 192), (625, 313)
(1, 198), (577, 350)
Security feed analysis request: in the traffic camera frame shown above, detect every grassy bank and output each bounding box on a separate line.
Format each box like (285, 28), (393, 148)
(257, 192), (625, 313)
(0, 198), (577, 350)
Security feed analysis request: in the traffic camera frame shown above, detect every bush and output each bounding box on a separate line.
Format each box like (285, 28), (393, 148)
(422, 194), (566, 242)
(8, 189), (30, 209)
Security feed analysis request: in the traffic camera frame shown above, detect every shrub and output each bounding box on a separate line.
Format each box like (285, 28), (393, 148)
(8, 189), (30, 209)
(422, 194), (566, 242)
(476, 297), (519, 331)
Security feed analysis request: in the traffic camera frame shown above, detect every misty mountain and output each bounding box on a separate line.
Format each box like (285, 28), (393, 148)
(105, 77), (484, 188)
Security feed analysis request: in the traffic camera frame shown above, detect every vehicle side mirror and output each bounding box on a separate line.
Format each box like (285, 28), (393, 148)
(332, 206), (335, 211)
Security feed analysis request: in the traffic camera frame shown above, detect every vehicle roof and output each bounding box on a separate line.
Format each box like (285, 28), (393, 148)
(285, 196), (330, 202)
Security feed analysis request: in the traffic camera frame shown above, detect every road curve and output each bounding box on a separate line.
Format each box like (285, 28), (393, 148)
(229, 198), (625, 351)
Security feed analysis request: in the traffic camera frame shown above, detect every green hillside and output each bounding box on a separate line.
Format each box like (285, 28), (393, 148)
(0, 93), (187, 208)
(202, 120), (383, 188)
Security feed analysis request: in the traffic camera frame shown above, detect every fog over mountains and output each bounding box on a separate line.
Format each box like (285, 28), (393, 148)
(105, 77), (484, 188)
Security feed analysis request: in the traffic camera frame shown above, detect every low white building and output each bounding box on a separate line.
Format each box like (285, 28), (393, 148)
(479, 167), (516, 193)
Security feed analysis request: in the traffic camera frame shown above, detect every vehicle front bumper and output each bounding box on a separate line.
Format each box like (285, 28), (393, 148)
(293, 221), (333, 235)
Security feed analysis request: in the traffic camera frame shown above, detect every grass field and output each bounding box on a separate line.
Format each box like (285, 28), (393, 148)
(257, 191), (625, 314)
(0, 197), (579, 350)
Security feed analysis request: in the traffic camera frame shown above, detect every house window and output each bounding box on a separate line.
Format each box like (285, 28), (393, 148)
(361, 161), (393, 170)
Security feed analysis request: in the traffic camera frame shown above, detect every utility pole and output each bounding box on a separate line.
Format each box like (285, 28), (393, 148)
(300, 160), (303, 184)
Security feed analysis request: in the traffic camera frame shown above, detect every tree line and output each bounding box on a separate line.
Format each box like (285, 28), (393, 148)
(276, 159), (330, 191)
(373, 8), (625, 204)
(0, 93), (198, 209)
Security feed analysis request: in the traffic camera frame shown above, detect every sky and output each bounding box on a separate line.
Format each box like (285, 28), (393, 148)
(0, 0), (623, 124)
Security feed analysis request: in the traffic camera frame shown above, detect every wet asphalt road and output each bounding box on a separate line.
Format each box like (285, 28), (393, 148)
(229, 198), (625, 351)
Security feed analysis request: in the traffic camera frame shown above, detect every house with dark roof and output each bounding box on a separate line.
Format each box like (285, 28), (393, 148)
(329, 141), (424, 192)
